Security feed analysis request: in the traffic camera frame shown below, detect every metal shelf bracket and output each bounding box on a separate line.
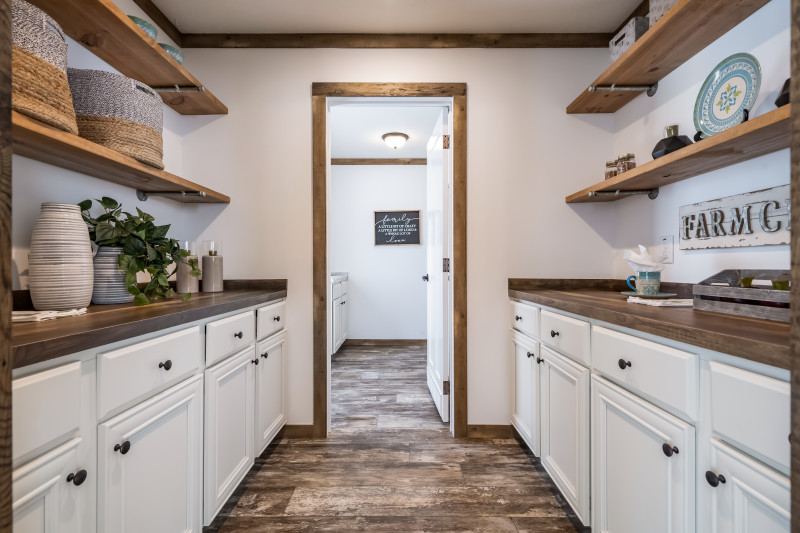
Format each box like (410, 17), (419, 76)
(136, 190), (207, 201)
(588, 188), (659, 200)
(152, 85), (206, 93)
(589, 81), (658, 97)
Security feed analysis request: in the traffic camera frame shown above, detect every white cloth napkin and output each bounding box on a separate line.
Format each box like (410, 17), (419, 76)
(13, 308), (88, 322)
(627, 297), (693, 307)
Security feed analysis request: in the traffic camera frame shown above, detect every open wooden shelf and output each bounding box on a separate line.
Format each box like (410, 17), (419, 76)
(565, 105), (790, 204)
(567, 0), (771, 114)
(28, 0), (227, 115)
(12, 111), (230, 204)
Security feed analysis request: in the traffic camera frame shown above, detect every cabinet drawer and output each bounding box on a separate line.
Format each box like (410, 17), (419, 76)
(510, 301), (539, 339)
(206, 311), (255, 366)
(332, 282), (347, 300)
(257, 300), (285, 340)
(13, 362), (82, 465)
(592, 326), (698, 420)
(709, 362), (789, 475)
(540, 310), (590, 366)
(98, 326), (202, 420)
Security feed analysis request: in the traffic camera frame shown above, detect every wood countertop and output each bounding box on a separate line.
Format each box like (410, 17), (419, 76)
(508, 279), (790, 370)
(12, 280), (287, 369)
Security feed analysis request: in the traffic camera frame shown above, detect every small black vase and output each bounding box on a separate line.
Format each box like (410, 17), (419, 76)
(652, 135), (693, 159)
(775, 78), (790, 108)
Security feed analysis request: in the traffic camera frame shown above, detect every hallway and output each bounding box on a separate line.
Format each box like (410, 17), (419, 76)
(206, 343), (582, 532)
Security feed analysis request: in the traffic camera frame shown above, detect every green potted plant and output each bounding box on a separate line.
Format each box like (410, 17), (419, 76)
(79, 197), (198, 305)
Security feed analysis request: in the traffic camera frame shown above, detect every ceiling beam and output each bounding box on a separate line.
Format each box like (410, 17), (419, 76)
(613, 0), (649, 36)
(181, 33), (613, 49)
(331, 158), (427, 165)
(131, 0), (184, 47)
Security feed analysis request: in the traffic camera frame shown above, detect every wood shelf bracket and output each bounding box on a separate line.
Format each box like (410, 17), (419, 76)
(587, 188), (659, 200)
(136, 190), (208, 201)
(588, 81), (658, 97)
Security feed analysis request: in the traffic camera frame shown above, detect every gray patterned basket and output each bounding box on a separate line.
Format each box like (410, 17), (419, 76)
(11, 0), (78, 133)
(68, 68), (164, 169)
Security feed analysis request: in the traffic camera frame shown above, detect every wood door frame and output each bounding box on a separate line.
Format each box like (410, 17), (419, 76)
(0, 0), (11, 528)
(790, 0), (799, 529)
(312, 82), (467, 438)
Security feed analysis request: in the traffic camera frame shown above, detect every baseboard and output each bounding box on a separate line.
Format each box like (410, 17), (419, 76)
(281, 424), (316, 438)
(466, 424), (515, 439)
(342, 339), (427, 347)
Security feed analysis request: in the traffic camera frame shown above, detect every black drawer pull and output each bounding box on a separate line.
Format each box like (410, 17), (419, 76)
(234, 331), (244, 339)
(515, 315), (522, 321)
(536, 357), (543, 365)
(618, 359), (632, 370)
(114, 441), (131, 455)
(66, 469), (87, 486)
(261, 352), (269, 359)
(252, 358), (259, 365)
(273, 316), (281, 322)
(662, 443), (679, 457)
(705, 470), (726, 487)
(159, 360), (172, 371)
(550, 330), (559, 338)
(526, 351), (534, 358)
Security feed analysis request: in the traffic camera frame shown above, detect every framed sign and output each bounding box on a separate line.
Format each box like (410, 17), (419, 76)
(374, 210), (421, 246)
(679, 184), (790, 250)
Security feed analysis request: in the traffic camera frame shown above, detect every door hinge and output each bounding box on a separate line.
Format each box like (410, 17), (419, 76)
(443, 258), (450, 273)
(443, 134), (450, 149)
(443, 380), (450, 395)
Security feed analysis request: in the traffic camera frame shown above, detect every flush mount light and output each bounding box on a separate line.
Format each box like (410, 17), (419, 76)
(382, 132), (409, 150)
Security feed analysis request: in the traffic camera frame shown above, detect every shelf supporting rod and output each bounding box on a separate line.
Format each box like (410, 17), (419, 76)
(588, 188), (659, 200)
(152, 85), (206, 93)
(137, 190), (207, 201)
(589, 82), (658, 97)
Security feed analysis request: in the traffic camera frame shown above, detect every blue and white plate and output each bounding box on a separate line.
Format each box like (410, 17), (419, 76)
(693, 53), (761, 139)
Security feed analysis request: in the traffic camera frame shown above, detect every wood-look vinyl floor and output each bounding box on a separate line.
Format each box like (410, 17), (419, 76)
(205, 344), (584, 532)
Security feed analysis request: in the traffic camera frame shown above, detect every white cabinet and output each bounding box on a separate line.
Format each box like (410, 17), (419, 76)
(204, 347), (255, 525)
(98, 375), (203, 533)
(510, 331), (539, 455)
(702, 439), (790, 533)
(540, 347), (589, 523)
(332, 295), (348, 354)
(255, 333), (286, 454)
(13, 438), (84, 533)
(592, 376), (695, 533)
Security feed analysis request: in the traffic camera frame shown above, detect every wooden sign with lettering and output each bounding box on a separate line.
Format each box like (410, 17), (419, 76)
(374, 210), (422, 246)
(679, 185), (790, 250)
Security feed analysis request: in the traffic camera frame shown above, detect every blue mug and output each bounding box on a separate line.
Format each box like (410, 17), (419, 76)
(627, 271), (661, 295)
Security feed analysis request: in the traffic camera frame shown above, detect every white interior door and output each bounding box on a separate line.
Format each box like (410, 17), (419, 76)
(426, 107), (450, 423)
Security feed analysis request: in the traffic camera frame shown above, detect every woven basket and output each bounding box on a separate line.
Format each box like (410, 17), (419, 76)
(68, 68), (164, 169)
(11, 0), (78, 134)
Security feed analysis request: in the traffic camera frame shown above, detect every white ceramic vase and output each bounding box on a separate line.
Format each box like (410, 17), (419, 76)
(92, 246), (134, 304)
(28, 203), (94, 310)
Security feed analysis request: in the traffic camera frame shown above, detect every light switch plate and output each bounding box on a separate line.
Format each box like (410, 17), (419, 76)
(659, 235), (674, 264)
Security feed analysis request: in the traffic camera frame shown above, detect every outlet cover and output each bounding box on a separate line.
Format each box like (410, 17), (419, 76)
(660, 235), (674, 264)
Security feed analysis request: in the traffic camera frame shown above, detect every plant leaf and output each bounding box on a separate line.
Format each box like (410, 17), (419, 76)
(78, 199), (93, 211)
(134, 293), (150, 306)
(99, 197), (120, 210)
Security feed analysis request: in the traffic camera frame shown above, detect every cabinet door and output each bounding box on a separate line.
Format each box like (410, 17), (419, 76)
(540, 347), (589, 523)
(255, 335), (286, 454)
(592, 376), (695, 533)
(13, 438), (83, 533)
(703, 439), (790, 533)
(332, 297), (342, 354)
(511, 334), (539, 455)
(204, 348), (255, 525)
(98, 375), (203, 533)
(341, 296), (348, 344)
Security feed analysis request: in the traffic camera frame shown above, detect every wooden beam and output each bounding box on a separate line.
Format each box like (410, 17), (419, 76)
(613, 0), (649, 36)
(313, 82), (466, 97)
(331, 158), (426, 166)
(0, 0), (11, 528)
(312, 94), (328, 439)
(130, 0), (183, 47)
(183, 33), (612, 49)
(452, 93), (467, 438)
(790, 2), (799, 531)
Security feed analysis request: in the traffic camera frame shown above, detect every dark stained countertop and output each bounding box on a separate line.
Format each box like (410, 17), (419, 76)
(509, 279), (790, 370)
(13, 280), (287, 369)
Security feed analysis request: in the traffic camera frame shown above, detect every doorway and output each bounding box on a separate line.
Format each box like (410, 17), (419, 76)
(311, 83), (467, 438)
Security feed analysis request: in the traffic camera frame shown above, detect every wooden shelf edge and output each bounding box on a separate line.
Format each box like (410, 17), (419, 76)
(565, 105), (791, 204)
(11, 111), (230, 204)
(27, 0), (227, 115)
(566, 0), (771, 114)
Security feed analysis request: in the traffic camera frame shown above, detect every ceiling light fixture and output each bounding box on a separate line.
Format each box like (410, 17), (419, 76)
(382, 132), (409, 150)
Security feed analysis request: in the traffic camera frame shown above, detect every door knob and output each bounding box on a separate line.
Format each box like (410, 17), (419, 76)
(550, 330), (559, 338)
(234, 331), (244, 339)
(66, 469), (88, 486)
(159, 360), (172, 371)
(618, 359), (632, 370)
(261, 352), (269, 359)
(422, 274), (429, 282)
(705, 470), (726, 487)
(662, 443), (679, 457)
(114, 441), (131, 455)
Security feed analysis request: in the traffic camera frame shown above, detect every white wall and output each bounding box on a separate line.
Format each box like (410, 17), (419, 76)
(603, 0), (790, 281)
(180, 47), (617, 425)
(330, 165), (427, 340)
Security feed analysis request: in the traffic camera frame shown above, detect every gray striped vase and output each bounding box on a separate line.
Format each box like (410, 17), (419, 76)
(28, 203), (93, 311)
(92, 246), (133, 304)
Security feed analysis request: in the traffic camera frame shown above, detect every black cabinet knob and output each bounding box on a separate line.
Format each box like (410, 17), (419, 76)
(550, 330), (559, 338)
(705, 470), (726, 487)
(66, 469), (88, 486)
(422, 274), (429, 282)
(515, 315), (522, 321)
(526, 352), (534, 358)
(252, 358), (259, 365)
(536, 357), (543, 365)
(273, 316), (281, 322)
(662, 443), (679, 457)
(114, 441), (131, 455)
(159, 360), (172, 371)
(618, 359), (632, 370)
(234, 331), (244, 339)
(261, 352), (269, 359)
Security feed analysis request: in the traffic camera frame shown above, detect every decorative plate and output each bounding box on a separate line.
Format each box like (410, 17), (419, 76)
(693, 53), (761, 139)
(621, 291), (678, 299)
(158, 43), (184, 64)
(128, 16), (157, 41)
